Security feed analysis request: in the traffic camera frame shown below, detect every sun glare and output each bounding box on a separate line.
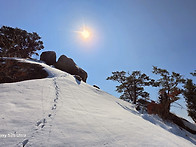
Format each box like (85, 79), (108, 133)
(73, 23), (98, 51)
(74, 24), (91, 40)
(81, 29), (90, 39)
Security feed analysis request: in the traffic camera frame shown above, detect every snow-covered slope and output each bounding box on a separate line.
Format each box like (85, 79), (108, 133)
(0, 59), (195, 147)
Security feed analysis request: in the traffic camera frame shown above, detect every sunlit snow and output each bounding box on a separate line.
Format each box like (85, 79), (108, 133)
(0, 59), (195, 146)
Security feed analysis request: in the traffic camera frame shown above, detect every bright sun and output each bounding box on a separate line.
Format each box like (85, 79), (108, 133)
(75, 25), (91, 40)
(81, 29), (90, 39)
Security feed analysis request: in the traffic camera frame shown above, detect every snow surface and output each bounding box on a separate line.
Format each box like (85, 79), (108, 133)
(0, 59), (196, 146)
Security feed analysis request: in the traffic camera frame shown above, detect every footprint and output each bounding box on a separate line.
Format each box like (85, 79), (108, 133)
(36, 120), (42, 126)
(43, 118), (46, 123)
(22, 139), (29, 147)
(36, 118), (46, 128)
(52, 104), (57, 110)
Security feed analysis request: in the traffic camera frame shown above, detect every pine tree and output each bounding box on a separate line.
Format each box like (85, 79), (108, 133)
(152, 66), (185, 118)
(107, 71), (153, 104)
(0, 26), (44, 58)
(191, 70), (196, 76)
(183, 79), (196, 123)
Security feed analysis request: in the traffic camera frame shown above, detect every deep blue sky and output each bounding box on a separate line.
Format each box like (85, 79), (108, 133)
(0, 0), (196, 121)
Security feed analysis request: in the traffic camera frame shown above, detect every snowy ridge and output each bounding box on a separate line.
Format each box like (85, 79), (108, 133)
(0, 59), (195, 146)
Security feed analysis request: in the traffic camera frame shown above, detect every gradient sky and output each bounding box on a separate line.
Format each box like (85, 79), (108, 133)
(0, 0), (196, 122)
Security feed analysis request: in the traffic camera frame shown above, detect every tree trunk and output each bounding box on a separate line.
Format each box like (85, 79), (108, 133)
(159, 91), (171, 119)
(126, 87), (133, 101)
(133, 86), (137, 104)
(161, 102), (170, 119)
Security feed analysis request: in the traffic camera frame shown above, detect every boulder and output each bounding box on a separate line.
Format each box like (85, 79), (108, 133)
(78, 68), (88, 82)
(54, 55), (88, 82)
(40, 51), (56, 65)
(93, 85), (100, 89)
(74, 75), (82, 82)
(54, 55), (78, 74)
(0, 58), (48, 84)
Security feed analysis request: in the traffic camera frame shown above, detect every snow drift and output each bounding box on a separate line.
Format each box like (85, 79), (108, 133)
(0, 59), (195, 147)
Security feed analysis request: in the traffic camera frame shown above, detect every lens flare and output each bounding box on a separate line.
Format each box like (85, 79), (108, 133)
(74, 24), (91, 40)
(81, 29), (90, 39)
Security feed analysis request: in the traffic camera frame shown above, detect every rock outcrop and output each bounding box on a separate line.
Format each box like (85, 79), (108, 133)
(40, 51), (56, 65)
(54, 55), (87, 82)
(78, 67), (88, 82)
(0, 58), (48, 84)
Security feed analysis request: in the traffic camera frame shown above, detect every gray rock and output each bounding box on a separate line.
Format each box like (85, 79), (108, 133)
(93, 85), (100, 89)
(54, 55), (88, 82)
(54, 55), (78, 74)
(40, 51), (56, 65)
(78, 68), (88, 82)
(74, 75), (82, 82)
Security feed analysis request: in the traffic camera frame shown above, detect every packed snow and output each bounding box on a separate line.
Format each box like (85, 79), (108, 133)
(0, 59), (195, 146)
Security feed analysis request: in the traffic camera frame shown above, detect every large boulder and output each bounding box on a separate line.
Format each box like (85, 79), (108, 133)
(40, 51), (56, 65)
(54, 55), (88, 82)
(78, 67), (88, 82)
(0, 58), (48, 84)
(54, 55), (78, 75)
